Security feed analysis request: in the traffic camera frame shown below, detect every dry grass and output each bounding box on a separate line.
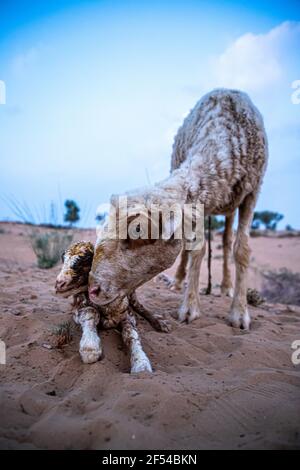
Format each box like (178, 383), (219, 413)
(261, 269), (300, 306)
(29, 229), (73, 269)
(247, 288), (265, 307)
(52, 321), (73, 348)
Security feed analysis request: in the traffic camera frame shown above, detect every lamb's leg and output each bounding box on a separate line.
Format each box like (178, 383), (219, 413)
(229, 194), (256, 330)
(177, 242), (206, 323)
(221, 212), (235, 298)
(129, 292), (170, 332)
(121, 313), (152, 374)
(73, 307), (102, 364)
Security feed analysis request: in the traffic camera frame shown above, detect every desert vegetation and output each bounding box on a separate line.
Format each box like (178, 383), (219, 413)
(251, 210), (284, 231)
(262, 269), (300, 306)
(2, 197), (84, 268)
(29, 230), (73, 269)
(64, 200), (80, 227)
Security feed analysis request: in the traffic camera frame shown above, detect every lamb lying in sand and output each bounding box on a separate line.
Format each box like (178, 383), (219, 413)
(55, 241), (169, 372)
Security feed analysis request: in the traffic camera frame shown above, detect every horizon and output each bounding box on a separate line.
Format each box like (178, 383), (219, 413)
(0, 0), (300, 228)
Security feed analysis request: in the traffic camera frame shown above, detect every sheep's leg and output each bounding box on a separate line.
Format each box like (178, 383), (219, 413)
(229, 194), (256, 330)
(157, 247), (188, 291)
(129, 292), (170, 332)
(121, 313), (152, 374)
(177, 242), (206, 323)
(221, 212), (235, 298)
(73, 307), (102, 364)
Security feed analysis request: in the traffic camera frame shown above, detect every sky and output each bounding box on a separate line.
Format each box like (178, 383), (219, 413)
(0, 0), (299, 228)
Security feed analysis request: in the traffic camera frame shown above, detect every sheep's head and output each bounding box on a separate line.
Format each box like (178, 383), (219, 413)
(89, 206), (182, 306)
(55, 241), (94, 297)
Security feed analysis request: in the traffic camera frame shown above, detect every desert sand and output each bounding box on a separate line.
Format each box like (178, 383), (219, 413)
(0, 222), (299, 449)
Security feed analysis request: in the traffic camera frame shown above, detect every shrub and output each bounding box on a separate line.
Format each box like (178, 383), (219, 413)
(30, 230), (73, 269)
(52, 321), (73, 348)
(261, 269), (300, 306)
(247, 288), (264, 307)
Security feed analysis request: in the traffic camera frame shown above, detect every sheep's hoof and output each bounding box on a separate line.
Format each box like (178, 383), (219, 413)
(177, 301), (201, 324)
(156, 273), (182, 291)
(151, 316), (171, 333)
(80, 349), (102, 364)
(131, 355), (153, 374)
(228, 309), (251, 330)
(79, 334), (102, 364)
(221, 286), (234, 298)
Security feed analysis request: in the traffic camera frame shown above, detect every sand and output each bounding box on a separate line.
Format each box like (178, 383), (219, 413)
(0, 222), (299, 449)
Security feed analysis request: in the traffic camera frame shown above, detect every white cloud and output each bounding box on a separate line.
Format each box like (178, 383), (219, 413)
(211, 21), (300, 92)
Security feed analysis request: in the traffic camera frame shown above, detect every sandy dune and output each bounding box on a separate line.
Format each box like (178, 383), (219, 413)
(0, 222), (299, 449)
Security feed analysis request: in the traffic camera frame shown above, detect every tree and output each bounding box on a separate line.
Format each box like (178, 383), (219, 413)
(64, 200), (80, 227)
(251, 211), (283, 231)
(251, 212), (261, 230)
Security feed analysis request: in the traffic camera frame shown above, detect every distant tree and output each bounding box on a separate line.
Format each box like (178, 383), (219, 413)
(285, 224), (293, 231)
(251, 211), (283, 231)
(251, 212), (261, 230)
(64, 200), (80, 227)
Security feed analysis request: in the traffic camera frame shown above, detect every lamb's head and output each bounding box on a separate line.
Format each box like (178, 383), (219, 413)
(89, 207), (182, 306)
(55, 241), (94, 297)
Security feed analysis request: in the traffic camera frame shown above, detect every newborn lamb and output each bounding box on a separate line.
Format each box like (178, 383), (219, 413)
(55, 241), (168, 372)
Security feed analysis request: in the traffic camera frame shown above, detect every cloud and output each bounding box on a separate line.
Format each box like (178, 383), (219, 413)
(211, 21), (300, 92)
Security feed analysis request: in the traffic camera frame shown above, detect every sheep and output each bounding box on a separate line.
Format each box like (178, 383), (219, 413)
(55, 241), (169, 372)
(158, 211), (235, 297)
(89, 89), (268, 331)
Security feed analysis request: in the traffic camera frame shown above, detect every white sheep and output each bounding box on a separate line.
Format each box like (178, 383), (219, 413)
(89, 89), (268, 331)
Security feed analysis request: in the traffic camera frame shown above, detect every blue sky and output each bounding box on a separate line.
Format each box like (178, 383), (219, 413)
(0, 0), (299, 227)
